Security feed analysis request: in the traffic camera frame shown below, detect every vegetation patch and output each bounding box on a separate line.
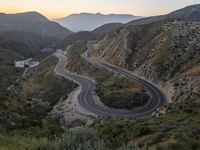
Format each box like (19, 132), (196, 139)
(0, 54), (77, 149)
(90, 102), (200, 149)
(46, 128), (105, 150)
(99, 89), (149, 109)
(23, 55), (77, 108)
(0, 90), (64, 149)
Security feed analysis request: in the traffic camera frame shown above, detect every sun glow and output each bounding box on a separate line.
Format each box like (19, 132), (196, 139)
(0, 0), (199, 19)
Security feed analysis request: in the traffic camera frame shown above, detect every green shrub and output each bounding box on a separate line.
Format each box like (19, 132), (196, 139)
(40, 128), (105, 150)
(0, 134), (49, 150)
(91, 102), (200, 149)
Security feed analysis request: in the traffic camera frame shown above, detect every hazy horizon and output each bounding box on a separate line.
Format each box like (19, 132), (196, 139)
(0, 0), (199, 19)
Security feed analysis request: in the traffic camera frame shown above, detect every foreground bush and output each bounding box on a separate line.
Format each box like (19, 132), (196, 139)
(0, 134), (49, 150)
(91, 102), (200, 150)
(40, 128), (105, 150)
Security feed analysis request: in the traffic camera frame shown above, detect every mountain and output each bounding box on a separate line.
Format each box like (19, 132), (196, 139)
(168, 4), (200, 21)
(54, 13), (141, 32)
(127, 4), (200, 26)
(59, 31), (97, 48)
(90, 4), (200, 35)
(91, 19), (200, 103)
(92, 23), (123, 35)
(0, 31), (59, 51)
(0, 11), (73, 38)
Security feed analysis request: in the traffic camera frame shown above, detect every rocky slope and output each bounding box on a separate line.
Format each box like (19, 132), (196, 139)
(91, 19), (200, 102)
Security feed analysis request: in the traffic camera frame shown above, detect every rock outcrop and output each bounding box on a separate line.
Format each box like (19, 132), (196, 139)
(91, 20), (200, 102)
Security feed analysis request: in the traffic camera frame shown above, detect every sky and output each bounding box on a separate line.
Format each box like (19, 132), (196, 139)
(0, 0), (199, 19)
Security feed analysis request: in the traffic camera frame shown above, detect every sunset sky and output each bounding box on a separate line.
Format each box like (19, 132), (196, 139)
(0, 0), (199, 19)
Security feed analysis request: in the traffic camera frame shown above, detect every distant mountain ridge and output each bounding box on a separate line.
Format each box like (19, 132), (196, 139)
(169, 4), (200, 21)
(0, 11), (73, 38)
(92, 23), (123, 35)
(0, 11), (48, 23)
(54, 13), (142, 32)
(127, 4), (200, 26)
(59, 31), (98, 48)
(90, 4), (200, 36)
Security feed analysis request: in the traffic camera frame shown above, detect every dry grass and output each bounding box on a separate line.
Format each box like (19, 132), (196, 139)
(180, 65), (200, 76)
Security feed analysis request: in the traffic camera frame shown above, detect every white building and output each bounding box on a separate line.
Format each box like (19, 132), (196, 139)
(15, 58), (39, 68)
(15, 61), (25, 68)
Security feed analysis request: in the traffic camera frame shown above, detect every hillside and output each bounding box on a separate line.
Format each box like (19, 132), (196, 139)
(0, 55), (77, 149)
(59, 31), (98, 48)
(0, 28), (78, 150)
(0, 31), (59, 51)
(0, 12), (73, 38)
(21, 55), (77, 107)
(54, 13), (141, 32)
(92, 23), (123, 35)
(168, 4), (200, 21)
(91, 19), (200, 102)
(0, 37), (36, 89)
(90, 102), (200, 149)
(127, 4), (200, 26)
(0, 31), (59, 90)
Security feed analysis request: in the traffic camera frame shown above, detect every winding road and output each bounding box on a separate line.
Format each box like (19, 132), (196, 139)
(54, 44), (168, 117)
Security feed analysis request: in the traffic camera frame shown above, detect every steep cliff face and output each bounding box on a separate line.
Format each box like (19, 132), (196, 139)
(91, 20), (200, 102)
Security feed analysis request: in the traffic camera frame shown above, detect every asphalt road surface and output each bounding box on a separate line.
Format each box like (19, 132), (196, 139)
(54, 45), (168, 117)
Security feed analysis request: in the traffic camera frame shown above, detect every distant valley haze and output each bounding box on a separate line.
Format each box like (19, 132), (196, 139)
(53, 13), (142, 32)
(1, 0), (199, 32)
(1, 0), (199, 18)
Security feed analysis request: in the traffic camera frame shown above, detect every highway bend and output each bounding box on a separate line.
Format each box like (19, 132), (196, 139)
(54, 49), (167, 117)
